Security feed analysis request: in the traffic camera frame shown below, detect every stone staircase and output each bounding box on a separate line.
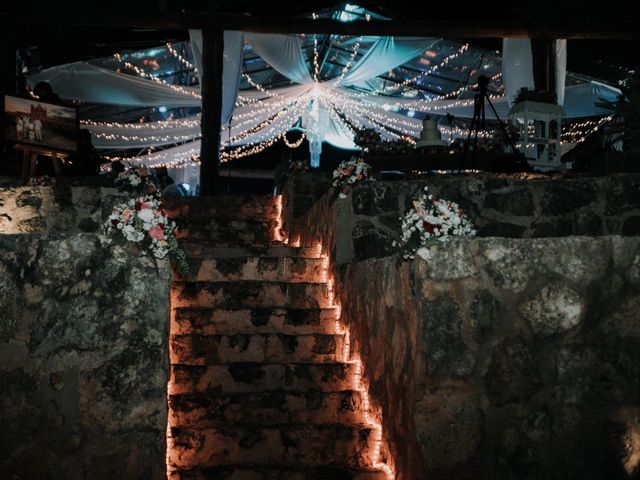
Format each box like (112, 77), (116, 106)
(165, 196), (391, 480)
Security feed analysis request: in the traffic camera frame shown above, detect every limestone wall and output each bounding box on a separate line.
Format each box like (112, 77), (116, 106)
(283, 173), (640, 262)
(283, 175), (640, 479)
(0, 233), (172, 480)
(0, 180), (124, 234)
(335, 238), (640, 480)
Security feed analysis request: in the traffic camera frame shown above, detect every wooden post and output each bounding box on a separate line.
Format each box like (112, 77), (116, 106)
(199, 27), (224, 196)
(531, 36), (557, 98)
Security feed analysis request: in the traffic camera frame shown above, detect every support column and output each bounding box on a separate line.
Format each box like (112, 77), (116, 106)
(199, 27), (224, 196)
(1, 28), (17, 168)
(531, 36), (557, 98)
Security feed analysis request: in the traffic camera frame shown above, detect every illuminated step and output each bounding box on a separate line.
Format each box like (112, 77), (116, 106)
(169, 362), (359, 395)
(191, 256), (326, 283)
(168, 467), (389, 480)
(171, 308), (340, 336)
(179, 243), (321, 260)
(170, 333), (346, 365)
(174, 220), (278, 244)
(167, 423), (379, 469)
(168, 390), (368, 427)
(171, 281), (332, 309)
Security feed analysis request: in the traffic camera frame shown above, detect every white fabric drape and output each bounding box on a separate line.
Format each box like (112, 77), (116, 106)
(28, 62), (202, 107)
(556, 39), (567, 106)
(502, 38), (535, 106)
(189, 30), (244, 125)
(168, 162), (200, 194)
(502, 38), (568, 106)
(244, 33), (313, 85)
(88, 115), (201, 150)
(337, 37), (439, 87)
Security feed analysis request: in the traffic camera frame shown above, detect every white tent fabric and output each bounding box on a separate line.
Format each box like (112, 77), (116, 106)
(29, 32), (622, 180)
(28, 62), (202, 107)
(363, 82), (621, 119)
(502, 38), (567, 106)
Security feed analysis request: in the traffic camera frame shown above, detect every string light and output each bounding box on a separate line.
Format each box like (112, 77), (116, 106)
(113, 53), (201, 99)
(166, 42), (197, 73)
(333, 37), (362, 86)
(380, 43), (470, 93)
(283, 131), (306, 148)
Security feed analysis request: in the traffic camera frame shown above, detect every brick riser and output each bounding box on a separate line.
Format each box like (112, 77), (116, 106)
(167, 196), (390, 479)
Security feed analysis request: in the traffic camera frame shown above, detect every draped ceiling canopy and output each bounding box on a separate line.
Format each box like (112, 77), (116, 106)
(25, 3), (623, 188)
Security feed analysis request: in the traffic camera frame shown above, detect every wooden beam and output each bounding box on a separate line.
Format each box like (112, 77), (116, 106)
(2, 12), (640, 39)
(199, 27), (224, 196)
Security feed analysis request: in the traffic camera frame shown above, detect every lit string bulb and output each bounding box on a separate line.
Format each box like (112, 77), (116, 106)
(113, 53), (201, 99)
(166, 42), (198, 73)
(380, 43), (470, 93)
(333, 37), (362, 86)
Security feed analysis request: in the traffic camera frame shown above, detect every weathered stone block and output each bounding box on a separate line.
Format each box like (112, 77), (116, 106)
(421, 294), (474, 376)
(484, 189), (534, 217)
(521, 282), (585, 337)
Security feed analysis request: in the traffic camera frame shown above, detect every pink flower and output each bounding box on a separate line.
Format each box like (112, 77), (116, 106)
(149, 224), (164, 240)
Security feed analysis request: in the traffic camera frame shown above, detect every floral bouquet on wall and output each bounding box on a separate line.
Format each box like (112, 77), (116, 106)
(114, 166), (160, 196)
(332, 158), (373, 199)
(105, 167), (189, 276)
(394, 187), (477, 260)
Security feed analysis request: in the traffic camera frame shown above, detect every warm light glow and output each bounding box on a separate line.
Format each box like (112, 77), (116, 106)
(315, 243), (395, 479)
(273, 195), (286, 243)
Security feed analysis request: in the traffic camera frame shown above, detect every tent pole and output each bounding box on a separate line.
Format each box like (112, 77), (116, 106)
(199, 27), (224, 196)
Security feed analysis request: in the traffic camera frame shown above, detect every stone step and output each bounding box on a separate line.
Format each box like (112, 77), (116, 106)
(170, 333), (347, 365)
(175, 220), (278, 243)
(168, 390), (368, 427)
(169, 363), (359, 395)
(168, 466), (388, 480)
(167, 424), (379, 469)
(191, 256), (326, 283)
(180, 243), (321, 260)
(171, 281), (332, 309)
(171, 308), (339, 336)
(163, 195), (280, 222)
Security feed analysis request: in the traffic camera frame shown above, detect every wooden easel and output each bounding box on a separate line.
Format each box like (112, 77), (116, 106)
(15, 144), (68, 185)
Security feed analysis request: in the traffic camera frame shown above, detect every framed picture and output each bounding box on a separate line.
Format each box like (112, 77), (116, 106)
(3, 94), (78, 152)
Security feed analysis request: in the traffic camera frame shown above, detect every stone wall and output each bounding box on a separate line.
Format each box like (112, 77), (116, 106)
(0, 178), (124, 234)
(283, 172), (640, 262)
(332, 238), (640, 480)
(283, 176), (640, 480)
(0, 233), (172, 480)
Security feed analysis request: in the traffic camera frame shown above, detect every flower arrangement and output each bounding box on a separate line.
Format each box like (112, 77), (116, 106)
(332, 158), (373, 199)
(106, 167), (189, 275)
(394, 187), (477, 260)
(114, 166), (160, 196)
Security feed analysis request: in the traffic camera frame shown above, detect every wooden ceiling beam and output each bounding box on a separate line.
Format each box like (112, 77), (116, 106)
(3, 12), (640, 40)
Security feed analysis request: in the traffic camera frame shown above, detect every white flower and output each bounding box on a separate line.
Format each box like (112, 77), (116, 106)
(138, 208), (155, 224)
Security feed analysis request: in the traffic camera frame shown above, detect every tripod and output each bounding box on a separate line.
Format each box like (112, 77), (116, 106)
(463, 74), (518, 168)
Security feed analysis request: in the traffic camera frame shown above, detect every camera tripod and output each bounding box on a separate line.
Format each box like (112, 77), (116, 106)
(462, 74), (518, 168)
